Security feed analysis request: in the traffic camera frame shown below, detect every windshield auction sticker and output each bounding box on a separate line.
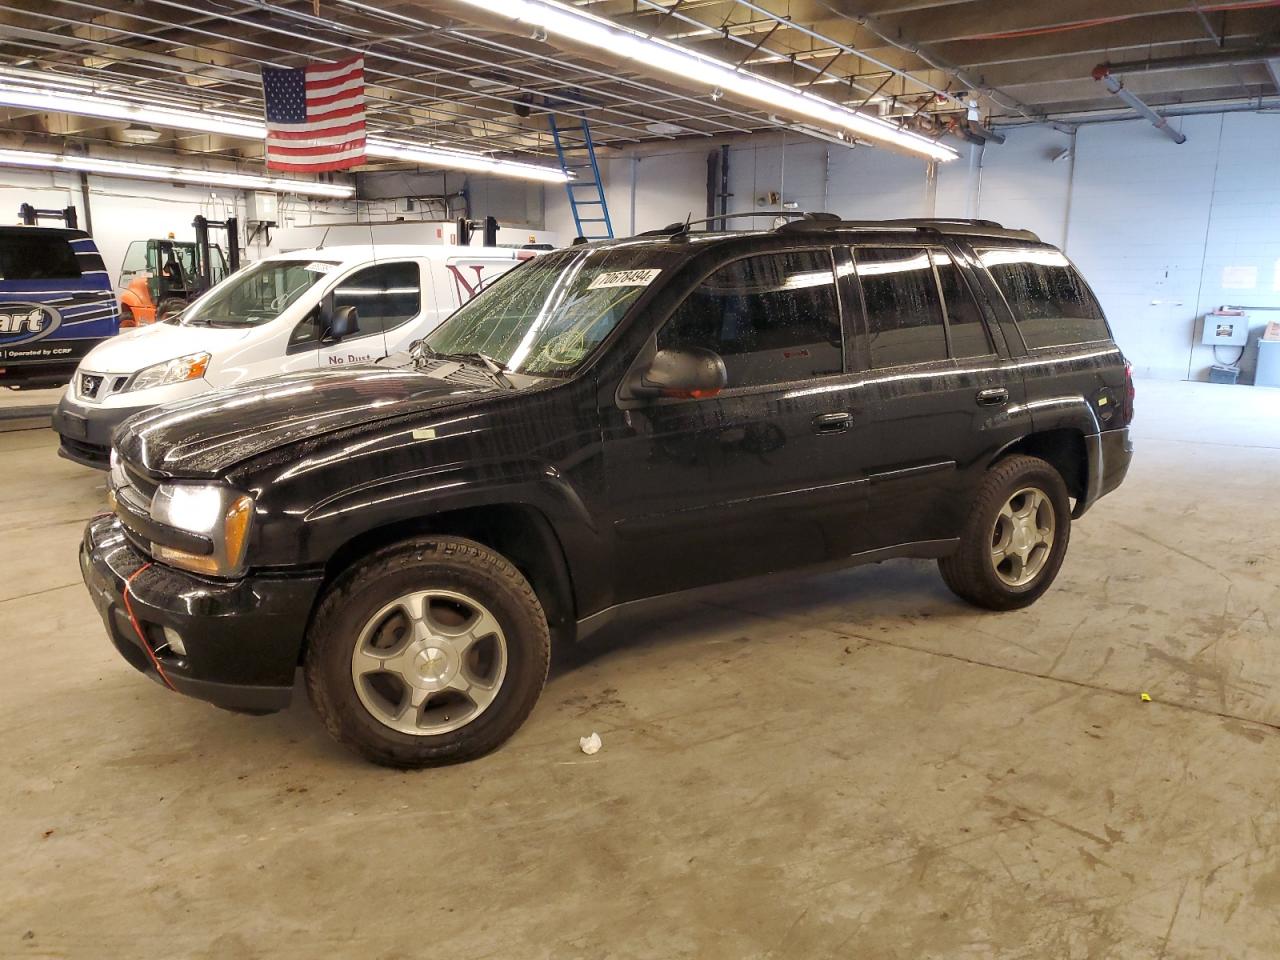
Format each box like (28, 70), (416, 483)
(587, 269), (661, 289)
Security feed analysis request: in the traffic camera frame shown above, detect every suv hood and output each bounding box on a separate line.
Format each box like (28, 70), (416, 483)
(115, 366), (501, 478)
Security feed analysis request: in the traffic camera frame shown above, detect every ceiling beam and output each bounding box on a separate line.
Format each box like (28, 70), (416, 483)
(861, 0), (1241, 46)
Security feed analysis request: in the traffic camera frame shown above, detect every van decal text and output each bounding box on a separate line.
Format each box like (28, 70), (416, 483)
(0, 304), (62, 346)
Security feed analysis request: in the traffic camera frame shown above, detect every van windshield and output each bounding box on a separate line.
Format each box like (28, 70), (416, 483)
(425, 245), (675, 377)
(173, 258), (336, 327)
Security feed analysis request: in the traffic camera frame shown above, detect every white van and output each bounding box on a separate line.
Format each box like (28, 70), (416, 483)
(52, 243), (531, 468)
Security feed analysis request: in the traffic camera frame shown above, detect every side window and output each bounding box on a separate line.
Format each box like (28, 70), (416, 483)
(932, 251), (994, 358)
(0, 233), (81, 281)
(290, 310), (321, 348)
(658, 250), (842, 389)
(331, 261), (422, 336)
(854, 246), (946, 368)
(119, 241), (148, 283)
(979, 248), (1109, 348)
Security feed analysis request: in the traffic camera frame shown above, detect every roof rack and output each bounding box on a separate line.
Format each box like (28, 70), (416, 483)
(776, 217), (1041, 242)
(636, 210), (837, 238)
(633, 212), (1041, 244)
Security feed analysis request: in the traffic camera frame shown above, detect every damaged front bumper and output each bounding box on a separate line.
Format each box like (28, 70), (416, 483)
(80, 515), (324, 713)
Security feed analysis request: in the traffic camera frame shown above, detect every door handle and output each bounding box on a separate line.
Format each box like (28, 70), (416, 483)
(813, 412), (852, 434)
(976, 387), (1009, 406)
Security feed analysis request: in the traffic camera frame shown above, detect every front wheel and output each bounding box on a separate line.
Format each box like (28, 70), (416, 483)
(938, 455), (1071, 611)
(305, 536), (550, 768)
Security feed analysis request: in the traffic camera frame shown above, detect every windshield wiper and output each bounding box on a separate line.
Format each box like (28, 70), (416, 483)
(429, 349), (516, 389)
(409, 339), (441, 366)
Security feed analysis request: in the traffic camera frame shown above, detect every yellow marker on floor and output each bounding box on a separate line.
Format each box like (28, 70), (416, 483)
(1141, 692), (1152, 702)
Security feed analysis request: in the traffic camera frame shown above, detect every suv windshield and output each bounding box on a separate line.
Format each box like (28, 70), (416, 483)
(173, 258), (336, 327)
(425, 245), (674, 377)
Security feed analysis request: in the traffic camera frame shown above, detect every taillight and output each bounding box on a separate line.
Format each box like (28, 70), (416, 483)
(1121, 363), (1135, 426)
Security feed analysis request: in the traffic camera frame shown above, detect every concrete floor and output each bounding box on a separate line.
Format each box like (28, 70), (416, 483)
(2, 380), (1279, 959)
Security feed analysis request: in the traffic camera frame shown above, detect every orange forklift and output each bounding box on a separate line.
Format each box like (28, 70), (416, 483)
(117, 215), (240, 326)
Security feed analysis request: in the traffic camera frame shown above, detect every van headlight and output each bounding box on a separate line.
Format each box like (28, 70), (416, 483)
(126, 352), (210, 392)
(149, 483), (254, 577)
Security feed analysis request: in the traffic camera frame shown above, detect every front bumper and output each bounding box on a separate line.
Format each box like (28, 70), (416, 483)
(80, 515), (324, 713)
(53, 395), (146, 469)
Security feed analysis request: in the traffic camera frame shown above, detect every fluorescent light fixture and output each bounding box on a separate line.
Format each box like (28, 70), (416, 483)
(0, 148), (356, 199)
(0, 82), (265, 139)
(366, 137), (568, 182)
(454, 0), (959, 161)
(0, 80), (569, 183)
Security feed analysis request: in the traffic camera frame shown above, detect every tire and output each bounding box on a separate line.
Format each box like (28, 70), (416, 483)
(938, 455), (1072, 611)
(305, 536), (550, 768)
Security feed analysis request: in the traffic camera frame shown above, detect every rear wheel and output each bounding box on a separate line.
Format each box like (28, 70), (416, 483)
(305, 536), (550, 768)
(938, 455), (1071, 610)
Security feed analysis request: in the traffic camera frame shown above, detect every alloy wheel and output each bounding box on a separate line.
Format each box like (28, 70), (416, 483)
(990, 486), (1056, 587)
(350, 589), (508, 736)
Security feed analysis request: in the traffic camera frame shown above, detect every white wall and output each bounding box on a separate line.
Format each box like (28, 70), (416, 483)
(557, 111), (1280, 382)
(0, 167), (356, 283)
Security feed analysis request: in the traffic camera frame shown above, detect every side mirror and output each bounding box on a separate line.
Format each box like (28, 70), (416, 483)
(322, 304), (359, 343)
(624, 347), (727, 401)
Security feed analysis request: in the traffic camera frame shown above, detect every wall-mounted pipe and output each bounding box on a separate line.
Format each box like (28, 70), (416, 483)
(1099, 47), (1280, 76)
(1092, 67), (1187, 144)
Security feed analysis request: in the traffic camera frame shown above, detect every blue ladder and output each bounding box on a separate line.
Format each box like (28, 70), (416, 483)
(549, 114), (614, 241)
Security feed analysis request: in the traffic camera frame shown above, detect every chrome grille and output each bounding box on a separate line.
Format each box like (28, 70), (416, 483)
(76, 371), (130, 404)
(108, 455), (158, 552)
(77, 372), (102, 400)
(123, 463), (160, 506)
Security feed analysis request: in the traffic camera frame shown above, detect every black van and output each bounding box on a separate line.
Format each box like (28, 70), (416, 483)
(81, 216), (1133, 767)
(0, 225), (119, 389)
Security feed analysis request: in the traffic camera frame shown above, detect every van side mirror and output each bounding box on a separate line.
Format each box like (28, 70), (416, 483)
(322, 304), (359, 343)
(623, 347), (727, 401)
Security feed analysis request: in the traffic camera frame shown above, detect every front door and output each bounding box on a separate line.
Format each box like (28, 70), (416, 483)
(602, 248), (876, 603)
(849, 243), (1030, 548)
(316, 260), (424, 369)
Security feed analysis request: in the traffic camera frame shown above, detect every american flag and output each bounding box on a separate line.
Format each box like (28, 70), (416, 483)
(261, 56), (366, 172)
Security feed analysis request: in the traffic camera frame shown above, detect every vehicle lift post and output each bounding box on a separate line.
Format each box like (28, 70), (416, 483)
(192, 215), (240, 292)
(19, 203), (79, 230)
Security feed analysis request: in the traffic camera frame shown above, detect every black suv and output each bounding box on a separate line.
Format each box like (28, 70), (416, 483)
(80, 216), (1134, 767)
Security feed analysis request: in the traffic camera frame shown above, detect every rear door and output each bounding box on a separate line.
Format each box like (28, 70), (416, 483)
(973, 245), (1127, 433)
(603, 247), (877, 601)
(850, 241), (1030, 548)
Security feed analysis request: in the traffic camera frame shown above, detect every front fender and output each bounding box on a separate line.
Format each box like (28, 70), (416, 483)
(247, 458), (603, 599)
(304, 460), (596, 538)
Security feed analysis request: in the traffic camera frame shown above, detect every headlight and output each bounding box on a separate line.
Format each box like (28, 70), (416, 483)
(126, 352), (210, 392)
(149, 483), (254, 577)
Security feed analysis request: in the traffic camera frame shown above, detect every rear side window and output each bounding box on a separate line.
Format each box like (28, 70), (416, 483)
(0, 232), (81, 281)
(332, 261), (422, 335)
(854, 246), (947, 367)
(659, 250), (842, 388)
(932, 251), (994, 358)
(979, 248), (1109, 348)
